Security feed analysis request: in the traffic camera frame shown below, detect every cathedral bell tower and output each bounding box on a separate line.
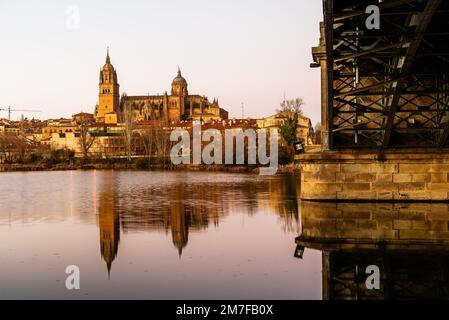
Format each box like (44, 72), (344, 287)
(171, 67), (188, 96)
(96, 47), (120, 123)
(171, 67), (188, 117)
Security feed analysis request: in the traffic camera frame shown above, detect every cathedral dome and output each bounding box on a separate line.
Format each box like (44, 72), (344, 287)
(172, 67), (187, 85)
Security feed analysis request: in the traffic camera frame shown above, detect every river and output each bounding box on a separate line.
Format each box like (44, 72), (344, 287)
(4, 170), (447, 299)
(0, 170), (322, 299)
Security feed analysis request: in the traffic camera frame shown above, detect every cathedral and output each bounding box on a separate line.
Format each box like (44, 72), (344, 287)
(94, 49), (229, 124)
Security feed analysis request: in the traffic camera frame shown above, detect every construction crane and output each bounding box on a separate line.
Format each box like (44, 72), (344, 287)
(0, 106), (41, 121)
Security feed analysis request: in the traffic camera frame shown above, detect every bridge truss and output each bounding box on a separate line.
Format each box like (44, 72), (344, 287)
(324, 0), (449, 149)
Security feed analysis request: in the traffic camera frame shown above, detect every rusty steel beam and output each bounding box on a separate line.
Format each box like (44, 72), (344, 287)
(382, 0), (442, 148)
(439, 119), (449, 147)
(344, 90), (449, 96)
(334, 77), (406, 98)
(333, 0), (419, 22)
(323, 0), (449, 149)
(334, 41), (411, 63)
(335, 98), (389, 114)
(324, 0), (334, 149)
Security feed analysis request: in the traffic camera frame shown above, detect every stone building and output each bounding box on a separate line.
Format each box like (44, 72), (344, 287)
(94, 49), (228, 124)
(50, 124), (127, 157)
(42, 120), (77, 140)
(95, 48), (120, 124)
(257, 114), (314, 145)
(72, 112), (94, 124)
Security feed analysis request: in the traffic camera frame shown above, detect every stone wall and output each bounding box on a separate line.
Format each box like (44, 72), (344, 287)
(299, 201), (449, 246)
(298, 152), (449, 201)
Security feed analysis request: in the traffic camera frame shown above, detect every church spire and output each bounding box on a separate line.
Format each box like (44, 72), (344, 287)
(107, 261), (112, 280)
(106, 46), (111, 64)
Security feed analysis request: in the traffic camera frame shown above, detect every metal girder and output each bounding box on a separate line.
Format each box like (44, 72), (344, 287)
(341, 89), (449, 96)
(335, 98), (388, 114)
(382, 0), (442, 148)
(322, 0), (449, 150)
(325, 0), (334, 149)
(439, 120), (449, 147)
(334, 41), (411, 63)
(334, 77), (405, 98)
(333, 0), (420, 22)
(325, 251), (449, 300)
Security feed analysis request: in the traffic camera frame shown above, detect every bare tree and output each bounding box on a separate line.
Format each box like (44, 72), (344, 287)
(78, 122), (96, 160)
(123, 103), (134, 162)
(0, 134), (31, 164)
(314, 122), (322, 144)
(277, 98), (305, 120)
(153, 117), (171, 165)
(0, 134), (16, 163)
(276, 98), (305, 147)
(139, 127), (154, 165)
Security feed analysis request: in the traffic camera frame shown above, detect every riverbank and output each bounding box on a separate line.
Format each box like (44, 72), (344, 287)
(0, 162), (302, 174)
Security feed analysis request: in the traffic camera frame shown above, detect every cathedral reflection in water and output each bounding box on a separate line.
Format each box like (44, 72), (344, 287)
(96, 171), (301, 277)
(97, 174), (120, 279)
(297, 201), (449, 300)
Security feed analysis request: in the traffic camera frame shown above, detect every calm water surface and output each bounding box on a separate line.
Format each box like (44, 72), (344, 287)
(0, 171), (322, 299)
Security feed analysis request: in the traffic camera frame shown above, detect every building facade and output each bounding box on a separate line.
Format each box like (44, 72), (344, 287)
(257, 114), (314, 145)
(94, 50), (228, 124)
(122, 68), (228, 123)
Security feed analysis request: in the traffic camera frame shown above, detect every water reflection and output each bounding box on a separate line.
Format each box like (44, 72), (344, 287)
(268, 174), (300, 233)
(98, 175), (120, 278)
(0, 171), (317, 299)
(93, 171), (301, 276)
(297, 201), (449, 300)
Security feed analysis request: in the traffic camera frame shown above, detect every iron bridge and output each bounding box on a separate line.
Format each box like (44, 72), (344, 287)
(321, 0), (449, 149)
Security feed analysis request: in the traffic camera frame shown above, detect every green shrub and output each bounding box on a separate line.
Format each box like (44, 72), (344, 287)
(278, 145), (294, 165)
(47, 149), (75, 165)
(135, 157), (150, 169)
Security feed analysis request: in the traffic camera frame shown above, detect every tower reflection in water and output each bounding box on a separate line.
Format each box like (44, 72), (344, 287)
(296, 202), (449, 300)
(96, 171), (301, 277)
(97, 174), (120, 279)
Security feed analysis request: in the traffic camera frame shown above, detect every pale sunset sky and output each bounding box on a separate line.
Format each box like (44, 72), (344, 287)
(0, 0), (323, 125)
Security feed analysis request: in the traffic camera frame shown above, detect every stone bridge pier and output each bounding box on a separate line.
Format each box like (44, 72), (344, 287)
(298, 0), (449, 202)
(299, 152), (449, 201)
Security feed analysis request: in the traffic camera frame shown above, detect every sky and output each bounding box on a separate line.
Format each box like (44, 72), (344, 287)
(0, 0), (323, 125)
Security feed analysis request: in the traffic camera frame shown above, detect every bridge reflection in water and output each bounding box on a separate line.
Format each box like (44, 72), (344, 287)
(296, 202), (449, 300)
